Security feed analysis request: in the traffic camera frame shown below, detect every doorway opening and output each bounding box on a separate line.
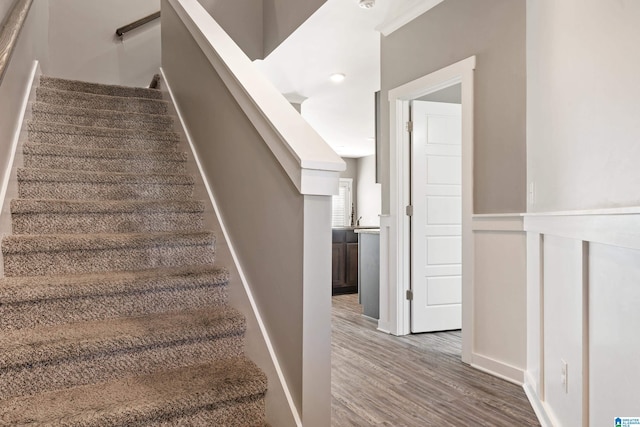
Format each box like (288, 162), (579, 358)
(383, 56), (475, 363)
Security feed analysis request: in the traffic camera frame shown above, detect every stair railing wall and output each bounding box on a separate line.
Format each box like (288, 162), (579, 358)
(0, 0), (47, 276)
(160, 0), (344, 426)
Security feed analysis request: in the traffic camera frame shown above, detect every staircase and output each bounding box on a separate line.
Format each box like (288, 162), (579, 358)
(0, 76), (267, 425)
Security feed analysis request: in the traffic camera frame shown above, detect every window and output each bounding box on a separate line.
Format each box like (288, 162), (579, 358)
(332, 178), (353, 227)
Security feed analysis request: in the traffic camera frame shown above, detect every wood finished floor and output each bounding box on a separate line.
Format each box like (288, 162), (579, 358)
(331, 294), (540, 426)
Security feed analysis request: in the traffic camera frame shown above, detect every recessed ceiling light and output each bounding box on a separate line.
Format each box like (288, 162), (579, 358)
(330, 73), (346, 83)
(358, 0), (375, 9)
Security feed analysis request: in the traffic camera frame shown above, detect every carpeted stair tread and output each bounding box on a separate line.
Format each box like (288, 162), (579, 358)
(2, 230), (215, 254)
(0, 265), (227, 304)
(29, 129), (179, 151)
(0, 306), (244, 368)
(23, 143), (186, 162)
(0, 357), (267, 426)
(40, 75), (164, 99)
(2, 231), (216, 276)
(10, 199), (205, 234)
(36, 87), (170, 115)
(0, 266), (229, 330)
(11, 198), (204, 214)
(17, 168), (193, 185)
(0, 307), (246, 400)
(28, 121), (180, 143)
(32, 102), (175, 132)
(23, 143), (187, 174)
(17, 168), (194, 201)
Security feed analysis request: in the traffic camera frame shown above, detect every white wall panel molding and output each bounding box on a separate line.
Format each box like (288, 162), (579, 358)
(525, 210), (640, 250)
(472, 214), (526, 385)
(524, 209), (640, 427)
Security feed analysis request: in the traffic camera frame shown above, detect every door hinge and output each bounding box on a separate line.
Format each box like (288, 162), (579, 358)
(406, 120), (413, 133)
(406, 289), (413, 301)
(406, 205), (413, 216)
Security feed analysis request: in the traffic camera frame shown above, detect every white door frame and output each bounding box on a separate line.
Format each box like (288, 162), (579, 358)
(380, 56), (475, 364)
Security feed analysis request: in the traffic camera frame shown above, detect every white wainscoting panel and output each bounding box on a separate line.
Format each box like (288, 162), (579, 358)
(525, 209), (640, 427)
(526, 233), (543, 397)
(471, 215), (526, 383)
(589, 243), (640, 427)
(542, 235), (584, 427)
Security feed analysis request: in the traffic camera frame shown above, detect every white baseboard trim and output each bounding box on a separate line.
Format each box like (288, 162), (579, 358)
(471, 353), (524, 385)
(523, 379), (554, 427)
(159, 67), (301, 427)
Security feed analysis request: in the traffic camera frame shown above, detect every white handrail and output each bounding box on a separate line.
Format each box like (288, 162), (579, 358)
(167, 0), (345, 196)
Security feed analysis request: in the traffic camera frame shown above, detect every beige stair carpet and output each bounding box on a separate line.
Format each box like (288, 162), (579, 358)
(0, 76), (267, 426)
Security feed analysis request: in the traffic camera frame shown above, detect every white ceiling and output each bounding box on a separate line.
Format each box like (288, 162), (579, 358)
(254, 0), (399, 158)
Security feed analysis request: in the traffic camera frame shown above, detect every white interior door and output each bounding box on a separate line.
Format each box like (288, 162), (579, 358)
(411, 100), (462, 333)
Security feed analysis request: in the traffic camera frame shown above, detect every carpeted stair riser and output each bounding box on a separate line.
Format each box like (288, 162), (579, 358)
(36, 87), (170, 115)
(2, 232), (215, 277)
(28, 122), (180, 143)
(32, 108), (175, 133)
(0, 308), (245, 400)
(11, 199), (204, 234)
(0, 358), (267, 426)
(23, 144), (187, 174)
(29, 130), (179, 151)
(17, 169), (194, 201)
(39, 76), (164, 100)
(0, 266), (229, 330)
(156, 398), (267, 427)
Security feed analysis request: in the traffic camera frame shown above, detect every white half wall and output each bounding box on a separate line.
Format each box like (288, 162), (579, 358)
(47, 0), (161, 86)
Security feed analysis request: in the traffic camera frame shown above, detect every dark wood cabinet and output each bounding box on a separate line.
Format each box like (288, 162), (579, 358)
(332, 229), (358, 295)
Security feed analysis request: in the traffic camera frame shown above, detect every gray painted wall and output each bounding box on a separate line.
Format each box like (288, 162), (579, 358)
(198, 0), (264, 60)
(47, 0), (161, 87)
(162, 3), (305, 422)
(0, 2), (13, 22)
(263, 0), (326, 56)
(527, 0), (640, 212)
(380, 0), (526, 214)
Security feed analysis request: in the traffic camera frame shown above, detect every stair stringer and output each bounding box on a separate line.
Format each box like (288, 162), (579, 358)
(159, 69), (300, 427)
(0, 60), (41, 278)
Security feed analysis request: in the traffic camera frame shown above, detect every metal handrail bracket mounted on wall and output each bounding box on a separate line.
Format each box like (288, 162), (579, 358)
(115, 11), (161, 39)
